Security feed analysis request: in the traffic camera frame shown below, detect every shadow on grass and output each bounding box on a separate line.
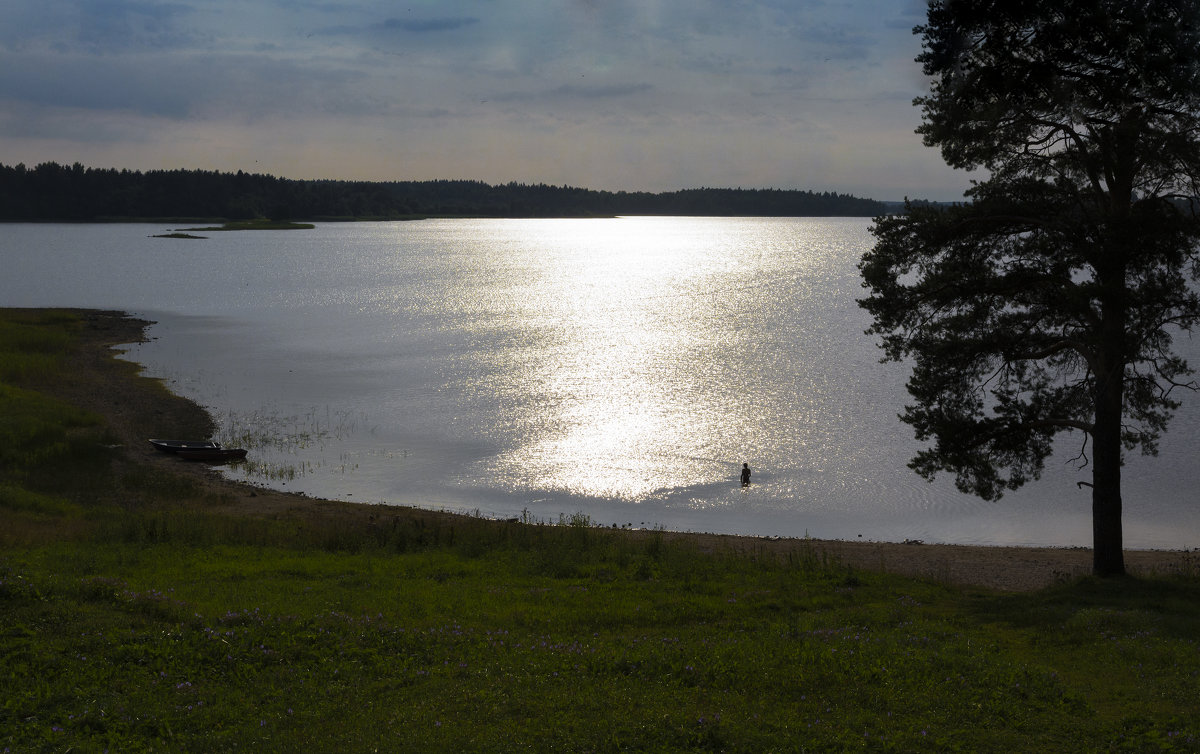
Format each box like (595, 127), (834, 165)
(966, 573), (1200, 641)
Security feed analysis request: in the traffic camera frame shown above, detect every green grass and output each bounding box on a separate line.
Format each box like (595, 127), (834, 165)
(2, 309), (1199, 752)
(5, 536), (1199, 752)
(0, 309), (78, 383)
(0, 311), (109, 511)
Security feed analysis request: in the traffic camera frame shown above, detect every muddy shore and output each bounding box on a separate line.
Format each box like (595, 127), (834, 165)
(54, 308), (1196, 592)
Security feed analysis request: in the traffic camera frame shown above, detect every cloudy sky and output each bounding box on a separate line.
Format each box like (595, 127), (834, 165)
(0, 0), (975, 201)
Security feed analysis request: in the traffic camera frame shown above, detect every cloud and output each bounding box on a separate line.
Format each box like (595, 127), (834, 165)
(74, 0), (200, 52)
(0, 0), (201, 55)
(378, 17), (480, 34)
(553, 82), (654, 99)
(493, 82), (654, 103)
(0, 52), (194, 118)
(0, 49), (372, 121)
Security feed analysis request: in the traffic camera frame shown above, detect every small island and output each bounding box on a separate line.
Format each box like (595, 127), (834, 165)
(177, 219), (316, 231)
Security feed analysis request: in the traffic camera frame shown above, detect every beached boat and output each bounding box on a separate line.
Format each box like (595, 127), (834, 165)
(149, 439), (221, 453)
(149, 438), (246, 461)
(173, 447), (248, 463)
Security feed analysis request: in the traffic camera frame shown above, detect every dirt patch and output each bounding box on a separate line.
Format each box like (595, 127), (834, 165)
(38, 308), (1199, 592)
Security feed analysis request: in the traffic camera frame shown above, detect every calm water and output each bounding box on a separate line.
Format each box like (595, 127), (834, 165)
(2, 219), (1197, 548)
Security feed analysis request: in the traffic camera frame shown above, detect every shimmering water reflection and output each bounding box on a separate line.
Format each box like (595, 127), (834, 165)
(404, 218), (908, 519)
(2, 218), (1197, 548)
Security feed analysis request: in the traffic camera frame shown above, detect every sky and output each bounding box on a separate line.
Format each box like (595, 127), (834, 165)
(0, 0), (976, 201)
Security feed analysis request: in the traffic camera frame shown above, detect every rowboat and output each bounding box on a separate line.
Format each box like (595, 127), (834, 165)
(173, 447), (249, 463)
(148, 439), (248, 463)
(149, 439), (221, 453)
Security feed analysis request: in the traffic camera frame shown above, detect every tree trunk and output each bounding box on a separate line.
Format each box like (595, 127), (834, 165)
(1091, 312), (1127, 577)
(1090, 422), (1126, 576)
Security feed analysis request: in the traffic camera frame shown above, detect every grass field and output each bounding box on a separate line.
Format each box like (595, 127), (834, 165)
(2, 309), (1198, 752)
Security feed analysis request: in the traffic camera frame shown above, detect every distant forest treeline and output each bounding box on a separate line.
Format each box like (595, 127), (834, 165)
(0, 162), (886, 221)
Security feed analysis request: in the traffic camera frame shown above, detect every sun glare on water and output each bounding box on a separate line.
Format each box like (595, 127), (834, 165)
(464, 217), (764, 502)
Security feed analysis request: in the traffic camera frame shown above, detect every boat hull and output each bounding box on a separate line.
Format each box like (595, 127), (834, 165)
(173, 447), (248, 462)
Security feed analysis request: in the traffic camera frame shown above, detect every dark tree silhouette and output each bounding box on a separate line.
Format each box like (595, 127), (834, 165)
(859, 0), (1200, 576)
(0, 164), (886, 220)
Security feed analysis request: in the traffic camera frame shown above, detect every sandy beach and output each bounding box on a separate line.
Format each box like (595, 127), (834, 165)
(57, 308), (1196, 592)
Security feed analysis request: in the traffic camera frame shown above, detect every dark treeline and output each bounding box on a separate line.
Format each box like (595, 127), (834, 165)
(0, 162), (886, 221)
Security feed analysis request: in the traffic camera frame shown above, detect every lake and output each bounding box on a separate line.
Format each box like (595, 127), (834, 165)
(2, 218), (1197, 549)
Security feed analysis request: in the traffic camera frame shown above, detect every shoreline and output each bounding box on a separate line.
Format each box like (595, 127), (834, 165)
(50, 307), (1197, 591)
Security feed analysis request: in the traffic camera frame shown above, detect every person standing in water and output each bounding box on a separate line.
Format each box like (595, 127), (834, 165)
(740, 462), (751, 487)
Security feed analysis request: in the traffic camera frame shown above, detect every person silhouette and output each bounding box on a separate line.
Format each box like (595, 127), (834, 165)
(740, 462), (751, 487)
